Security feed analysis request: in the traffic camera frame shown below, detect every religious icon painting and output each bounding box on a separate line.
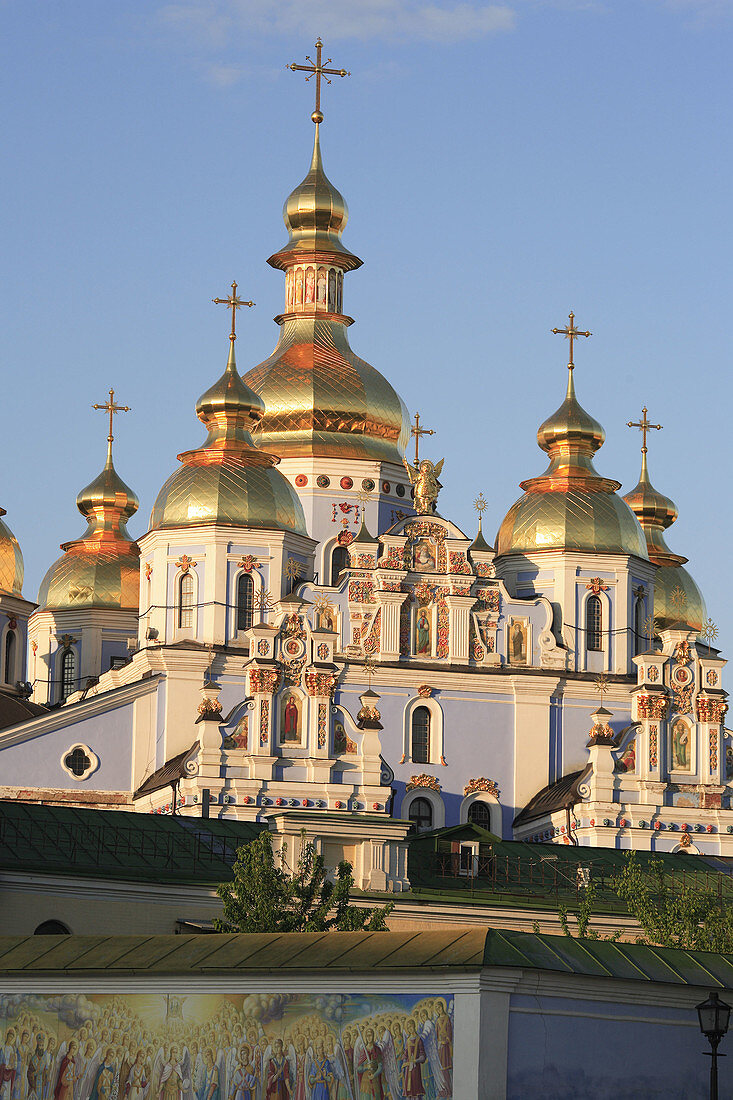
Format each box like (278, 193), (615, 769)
(305, 266), (315, 304)
(507, 618), (528, 664)
(315, 606), (335, 632)
(280, 692), (302, 745)
(415, 607), (432, 657)
(413, 538), (437, 572)
(328, 269), (337, 312)
(317, 267), (327, 305)
(295, 268), (304, 305)
(670, 718), (692, 772)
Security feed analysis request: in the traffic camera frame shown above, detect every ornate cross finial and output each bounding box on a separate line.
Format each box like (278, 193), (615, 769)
(288, 38), (350, 124)
(593, 673), (610, 708)
(363, 655), (377, 690)
(92, 388), (131, 452)
(551, 311), (592, 370)
(474, 492), (487, 532)
(702, 618), (719, 646)
(627, 406), (662, 454)
(410, 411), (435, 466)
(212, 281), (254, 343)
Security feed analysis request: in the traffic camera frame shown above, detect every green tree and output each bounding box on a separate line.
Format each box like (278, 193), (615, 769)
(611, 851), (733, 952)
(216, 830), (394, 933)
(557, 881), (621, 941)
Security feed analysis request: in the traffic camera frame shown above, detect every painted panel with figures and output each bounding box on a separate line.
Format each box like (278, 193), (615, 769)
(0, 992), (454, 1100)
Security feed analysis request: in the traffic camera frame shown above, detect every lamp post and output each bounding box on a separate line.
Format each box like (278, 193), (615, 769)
(697, 990), (731, 1099)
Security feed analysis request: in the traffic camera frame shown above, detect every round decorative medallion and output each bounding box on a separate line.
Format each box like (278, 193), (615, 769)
(283, 637), (305, 659)
(340, 476), (353, 489)
(361, 478), (375, 492)
(316, 474), (330, 488)
(295, 474), (308, 487)
(673, 666), (692, 686)
(396, 483), (405, 497)
(337, 530), (353, 545)
(382, 481), (390, 493)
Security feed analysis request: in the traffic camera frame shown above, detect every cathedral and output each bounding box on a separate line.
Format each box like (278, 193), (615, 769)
(0, 42), (728, 892)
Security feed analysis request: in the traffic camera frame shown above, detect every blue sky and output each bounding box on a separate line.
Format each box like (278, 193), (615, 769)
(2, 0), (731, 664)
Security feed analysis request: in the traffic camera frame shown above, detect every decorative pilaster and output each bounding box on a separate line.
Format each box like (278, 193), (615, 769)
(444, 593), (476, 663)
(248, 666), (280, 778)
(634, 690), (668, 785)
(375, 588), (409, 660)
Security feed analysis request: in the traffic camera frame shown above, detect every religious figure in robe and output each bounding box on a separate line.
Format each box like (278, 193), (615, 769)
(413, 540), (436, 572)
(264, 1040), (290, 1100)
(295, 270), (304, 306)
(27, 1036), (51, 1100)
(435, 1001), (453, 1086)
(88, 1050), (116, 1100)
(306, 1040), (333, 1100)
(672, 720), (690, 769)
(416, 610), (431, 656)
(229, 1047), (257, 1100)
(124, 1052), (147, 1100)
(0, 1029), (17, 1100)
(305, 267), (315, 304)
(406, 458), (444, 515)
(316, 268), (327, 305)
(401, 1020), (427, 1099)
(328, 270), (337, 312)
(510, 621), (526, 663)
(159, 1048), (187, 1100)
(281, 696), (300, 743)
(53, 1043), (77, 1100)
(356, 1030), (385, 1099)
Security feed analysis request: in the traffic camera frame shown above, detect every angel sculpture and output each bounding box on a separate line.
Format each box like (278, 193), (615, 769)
(405, 459), (444, 516)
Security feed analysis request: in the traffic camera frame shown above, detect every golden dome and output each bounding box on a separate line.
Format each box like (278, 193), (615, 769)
(623, 450), (705, 632)
(242, 126), (410, 465)
(268, 125), (361, 272)
(150, 341), (308, 535)
(496, 367), (648, 559)
(0, 512), (24, 596)
(38, 445), (140, 612)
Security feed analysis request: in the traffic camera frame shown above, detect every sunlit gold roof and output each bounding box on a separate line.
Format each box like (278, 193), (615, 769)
(496, 365), (648, 559)
(38, 442), (140, 612)
(0, 512), (24, 597)
(623, 449), (705, 631)
(150, 341), (307, 535)
(243, 127), (410, 465)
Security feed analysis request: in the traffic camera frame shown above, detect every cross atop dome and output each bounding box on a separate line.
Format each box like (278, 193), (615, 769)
(551, 311), (592, 371)
(92, 388), (131, 461)
(288, 38), (350, 124)
(213, 281), (254, 344)
(627, 406), (662, 455)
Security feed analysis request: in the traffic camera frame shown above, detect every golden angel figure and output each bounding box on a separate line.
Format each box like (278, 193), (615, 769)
(406, 459), (444, 515)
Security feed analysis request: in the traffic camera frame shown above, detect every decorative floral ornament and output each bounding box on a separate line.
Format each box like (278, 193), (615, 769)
(176, 554), (196, 574)
(145, 562), (153, 580)
(586, 577), (609, 595)
(239, 555), (261, 573)
(463, 777), (500, 798)
(406, 774), (441, 792)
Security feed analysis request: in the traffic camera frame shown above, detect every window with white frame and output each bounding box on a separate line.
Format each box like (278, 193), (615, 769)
(237, 573), (254, 632)
(586, 595), (602, 651)
(178, 572), (194, 629)
(411, 706), (431, 763)
(408, 796), (433, 831)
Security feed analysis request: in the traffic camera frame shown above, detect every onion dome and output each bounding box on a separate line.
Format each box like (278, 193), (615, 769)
(623, 449), (706, 632)
(243, 125), (410, 465)
(496, 365), (648, 559)
(0, 511), (24, 596)
(150, 339), (307, 535)
(38, 436), (140, 611)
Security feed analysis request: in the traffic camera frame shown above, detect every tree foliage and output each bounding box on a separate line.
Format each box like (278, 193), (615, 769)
(557, 851), (733, 951)
(216, 830), (394, 934)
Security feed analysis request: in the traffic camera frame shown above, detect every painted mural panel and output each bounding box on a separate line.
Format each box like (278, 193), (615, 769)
(0, 992), (453, 1100)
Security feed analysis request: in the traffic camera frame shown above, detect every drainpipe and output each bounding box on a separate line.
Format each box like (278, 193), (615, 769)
(566, 803), (578, 846)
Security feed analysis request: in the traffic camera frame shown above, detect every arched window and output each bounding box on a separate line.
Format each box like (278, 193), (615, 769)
(408, 797), (433, 832)
(411, 706), (431, 764)
(237, 574), (254, 632)
(34, 920), (70, 936)
(178, 572), (194, 629)
(331, 545), (349, 587)
(467, 800), (492, 830)
(60, 649), (75, 701)
(4, 630), (15, 685)
(586, 595), (602, 651)
(634, 596), (645, 655)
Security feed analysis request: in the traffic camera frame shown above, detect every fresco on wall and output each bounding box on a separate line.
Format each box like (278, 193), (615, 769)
(0, 991), (454, 1100)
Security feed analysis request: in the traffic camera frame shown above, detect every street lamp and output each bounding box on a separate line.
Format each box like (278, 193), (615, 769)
(697, 990), (731, 1100)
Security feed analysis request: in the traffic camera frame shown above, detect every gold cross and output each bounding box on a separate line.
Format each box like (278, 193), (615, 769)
(627, 406), (662, 454)
(92, 388), (131, 446)
(551, 311), (592, 369)
(288, 38), (350, 124)
(411, 412), (435, 465)
(212, 281), (254, 343)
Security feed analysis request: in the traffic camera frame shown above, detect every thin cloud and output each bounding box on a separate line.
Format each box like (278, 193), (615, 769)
(158, 0), (517, 46)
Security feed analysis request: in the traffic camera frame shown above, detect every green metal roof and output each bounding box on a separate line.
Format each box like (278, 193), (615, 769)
(0, 928), (731, 987)
(0, 800), (264, 884)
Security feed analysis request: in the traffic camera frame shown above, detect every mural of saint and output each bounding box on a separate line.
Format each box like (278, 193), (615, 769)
(413, 540), (436, 572)
(315, 606), (335, 632)
(615, 740), (636, 773)
(356, 1029), (386, 1099)
(305, 267), (315, 304)
(336, 272), (343, 312)
(509, 620), (527, 664)
(264, 1039), (290, 1099)
(281, 694), (301, 744)
(672, 720), (691, 770)
(316, 268), (327, 305)
(415, 609), (431, 656)
(295, 269), (304, 306)
(401, 1019), (427, 1098)
(328, 270), (337, 312)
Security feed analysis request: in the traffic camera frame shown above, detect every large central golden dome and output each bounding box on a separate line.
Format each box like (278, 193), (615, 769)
(496, 364), (648, 560)
(243, 125), (409, 465)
